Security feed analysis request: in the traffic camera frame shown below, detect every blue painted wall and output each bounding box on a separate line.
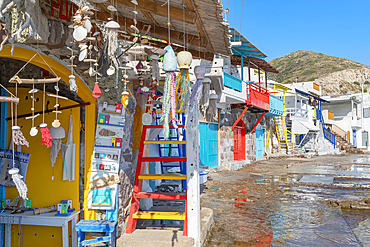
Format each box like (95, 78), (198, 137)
(255, 129), (264, 159)
(0, 88), (7, 246)
(199, 123), (219, 168)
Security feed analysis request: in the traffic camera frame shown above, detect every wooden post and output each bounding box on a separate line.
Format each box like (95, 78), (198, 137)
(0, 96), (19, 103)
(258, 69), (260, 83)
(241, 55), (244, 81)
(186, 103), (200, 247)
(265, 71), (267, 88)
(248, 59), (251, 81)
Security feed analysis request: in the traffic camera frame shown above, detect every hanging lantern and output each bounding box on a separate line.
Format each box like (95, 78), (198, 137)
(161, 45), (178, 138)
(12, 126), (29, 147)
(177, 51), (192, 69)
(40, 123), (53, 148)
(175, 51), (193, 111)
(207, 93), (219, 120)
(200, 77), (212, 112)
(92, 82), (102, 99)
(189, 65), (206, 107)
(9, 168), (28, 200)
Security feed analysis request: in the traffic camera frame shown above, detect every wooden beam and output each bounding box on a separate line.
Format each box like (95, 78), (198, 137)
(141, 11), (157, 26)
(251, 112), (266, 134)
(231, 107), (248, 131)
(117, 0), (197, 24)
(8, 77), (61, 84)
(0, 96), (19, 103)
(185, 98), (200, 246)
(96, 12), (214, 60)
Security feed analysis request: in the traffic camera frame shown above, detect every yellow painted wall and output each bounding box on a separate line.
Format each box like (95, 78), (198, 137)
(0, 45), (97, 221)
(6, 88), (80, 246)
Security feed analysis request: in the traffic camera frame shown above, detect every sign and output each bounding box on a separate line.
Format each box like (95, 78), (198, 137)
(41, 0), (79, 22)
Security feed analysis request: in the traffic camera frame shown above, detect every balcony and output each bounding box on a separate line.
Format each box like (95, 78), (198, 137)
(246, 82), (270, 112)
(286, 108), (308, 118)
(266, 94), (283, 116)
(223, 71), (243, 92)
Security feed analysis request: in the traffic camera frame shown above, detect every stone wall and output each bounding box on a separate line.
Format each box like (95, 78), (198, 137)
(219, 126), (234, 170)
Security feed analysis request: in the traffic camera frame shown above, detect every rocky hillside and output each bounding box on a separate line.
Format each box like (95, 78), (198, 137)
(268, 50), (370, 96)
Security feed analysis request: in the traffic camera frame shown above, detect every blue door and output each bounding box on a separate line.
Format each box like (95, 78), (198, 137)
(256, 129), (264, 159)
(199, 123), (219, 168)
(353, 129), (357, 147)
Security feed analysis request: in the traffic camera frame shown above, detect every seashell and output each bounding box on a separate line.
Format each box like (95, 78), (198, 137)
(94, 46), (98, 52)
(39, 123), (47, 128)
(30, 127), (38, 137)
(93, 31), (100, 36)
(52, 119), (61, 128)
(107, 65), (115, 76)
(133, 10), (138, 14)
(105, 20), (120, 29)
(88, 44), (93, 50)
(84, 19), (91, 33)
(73, 26), (87, 42)
(79, 49), (88, 61)
(54, 85), (59, 92)
(28, 88), (39, 94)
(107, 5), (117, 11)
(81, 6), (90, 11)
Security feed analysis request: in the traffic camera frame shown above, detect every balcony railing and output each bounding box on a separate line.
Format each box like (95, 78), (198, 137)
(266, 94), (283, 116)
(286, 108), (308, 118)
(246, 82), (270, 111)
(223, 72), (243, 92)
(324, 127), (336, 148)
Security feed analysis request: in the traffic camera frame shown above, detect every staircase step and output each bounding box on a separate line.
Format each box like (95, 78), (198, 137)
(144, 140), (186, 145)
(138, 174), (187, 180)
(136, 192), (186, 200)
(132, 211), (185, 220)
(142, 157), (187, 162)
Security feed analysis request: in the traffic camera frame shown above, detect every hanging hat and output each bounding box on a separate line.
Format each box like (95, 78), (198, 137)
(92, 82), (102, 99)
(49, 126), (65, 139)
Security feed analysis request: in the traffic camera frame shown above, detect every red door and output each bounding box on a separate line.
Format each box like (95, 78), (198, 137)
(233, 122), (246, 161)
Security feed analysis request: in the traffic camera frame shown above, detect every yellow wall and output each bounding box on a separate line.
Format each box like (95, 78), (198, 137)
(0, 45), (98, 246)
(6, 88), (80, 246)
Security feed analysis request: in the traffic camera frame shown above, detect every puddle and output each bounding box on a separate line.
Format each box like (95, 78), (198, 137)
(202, 156), (370, 246)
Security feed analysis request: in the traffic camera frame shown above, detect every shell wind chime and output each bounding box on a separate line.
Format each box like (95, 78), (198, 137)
(27, 85), (40, 136)
(161, 45), (178, 138)
(72, 6), (94, 62)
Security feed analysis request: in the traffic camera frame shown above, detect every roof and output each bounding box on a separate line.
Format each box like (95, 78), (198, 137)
(231, 55), (279, 74)
(229, 28), (267, 59)
(295, 89), (330, 103)
(96, 0), (232, 60)
(273, 83), (291, 91)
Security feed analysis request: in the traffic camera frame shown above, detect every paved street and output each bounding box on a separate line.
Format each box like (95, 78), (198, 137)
(202, 155), (370, 246)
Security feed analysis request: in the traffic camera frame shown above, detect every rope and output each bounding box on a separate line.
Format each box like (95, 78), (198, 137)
(13, 52), (38, 78)
(37, 53), (58, 78)
(42, 83), (45, 123)
(167, 0), (170, 44)
(15, 82), (17, 126)
(0, 83), (15, 97)
(11, 101), (14, 168)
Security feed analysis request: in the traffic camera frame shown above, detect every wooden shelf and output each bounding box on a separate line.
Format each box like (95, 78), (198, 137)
(97, 123), (125, 128)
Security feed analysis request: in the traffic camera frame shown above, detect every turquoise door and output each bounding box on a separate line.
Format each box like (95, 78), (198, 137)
(256, 129), (264, 159)
(199, 123), (219, 168)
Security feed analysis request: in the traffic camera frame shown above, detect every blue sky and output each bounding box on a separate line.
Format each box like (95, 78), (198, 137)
(221, 0), (370, 66)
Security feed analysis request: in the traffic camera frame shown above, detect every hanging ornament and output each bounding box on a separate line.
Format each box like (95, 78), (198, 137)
(92, 82), (102, 99)
(161, 45), (178, 138)
(9, 168), (28, 200)
(49, 126), (65, 180)
(200, 77), (212, 112)
(121, 74), (130, 109)
(190, 65), (205, 109)
(12, 126), (29, 147)
(175, 51), (192, 111)
(105, 20), (120, 60)
(41, 83), (53, 148)
(207, 93), (219, 120)
(27, 83), (40, 136)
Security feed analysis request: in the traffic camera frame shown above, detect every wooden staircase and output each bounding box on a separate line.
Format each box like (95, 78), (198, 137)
(274, 116), (290, 152)
(126, 124), (188, 236)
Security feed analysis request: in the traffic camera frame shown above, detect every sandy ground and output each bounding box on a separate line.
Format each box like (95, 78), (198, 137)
(201, 154), (370, 246)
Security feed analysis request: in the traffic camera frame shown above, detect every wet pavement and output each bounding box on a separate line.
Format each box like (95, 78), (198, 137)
(201, 155), (370, 246)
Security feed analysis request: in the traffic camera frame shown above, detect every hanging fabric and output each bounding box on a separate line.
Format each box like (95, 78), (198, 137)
(62, 114), (76, 181)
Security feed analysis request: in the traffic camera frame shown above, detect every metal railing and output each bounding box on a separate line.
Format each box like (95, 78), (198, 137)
(323, 127), (336, 148)
(286, 108), (308, 118)
(223, 72), (243, 92)
(269, 95), (284, 116)
(286, 130), (296, 150)
(246, 81), (270, 111)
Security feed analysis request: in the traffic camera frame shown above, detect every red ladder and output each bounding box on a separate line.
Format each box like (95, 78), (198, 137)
(126, 124), (188, 236)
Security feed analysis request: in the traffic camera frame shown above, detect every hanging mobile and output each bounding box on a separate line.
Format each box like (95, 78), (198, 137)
(27, 83), (40, 136)
(92, 62), (102, 99)
(40, 83), (53, 148)
(10, 81), (29, 147)
(67, 47), (78, 92)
